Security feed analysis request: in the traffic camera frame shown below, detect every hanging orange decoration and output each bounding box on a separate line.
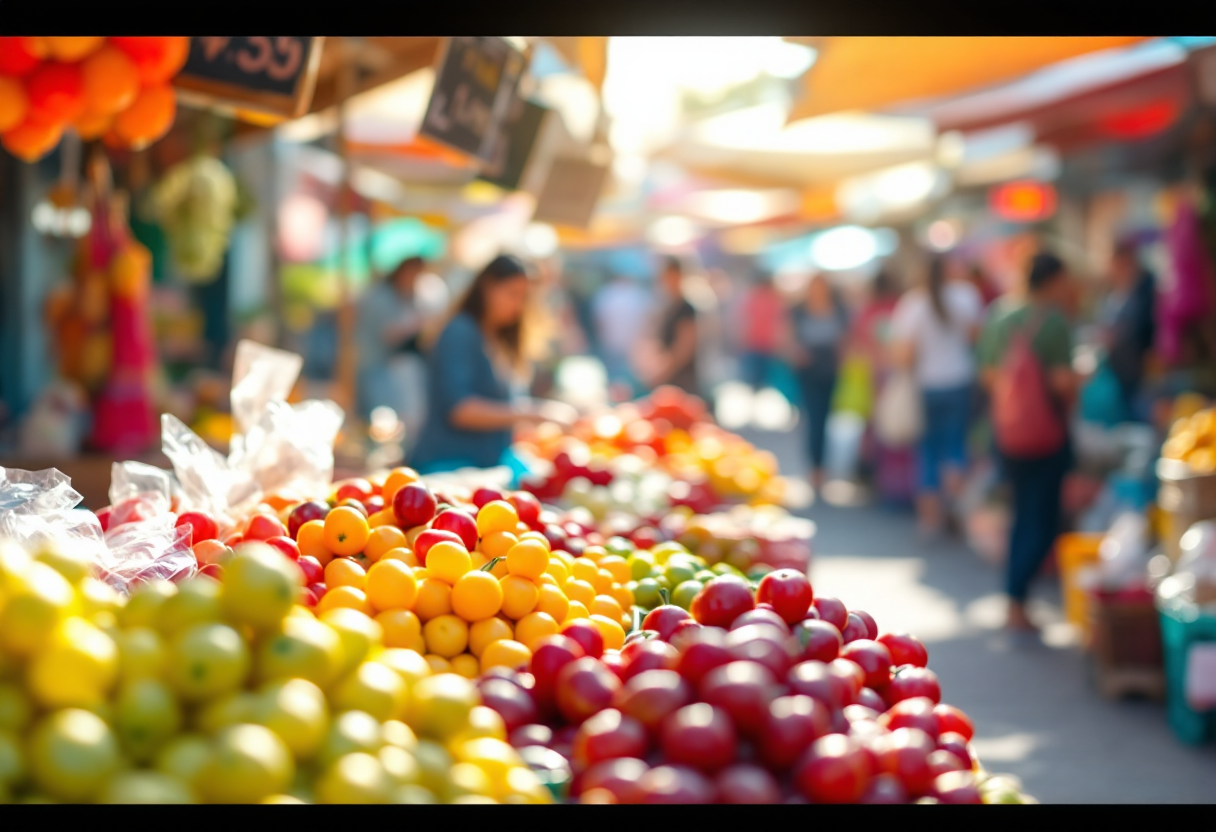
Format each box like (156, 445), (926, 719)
(0, 37), (46, 77)
(73, 108), (113, 141)
(0, 76), (29, 132)
(43, 37), (105, 63)
(134, 37), (189, 87)
(1, 116), (64, 162)
(26, 62), (85, 125)
(113, 83), (175, 149)
(80, 45), (139, 116)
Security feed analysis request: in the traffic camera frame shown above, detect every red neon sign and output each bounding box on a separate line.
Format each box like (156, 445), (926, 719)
(990, 181), (1057, 223)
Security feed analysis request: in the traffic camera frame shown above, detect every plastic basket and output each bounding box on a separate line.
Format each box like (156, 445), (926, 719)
(1158, 598), (1216, 745)
(1057, 532), (1104, 639)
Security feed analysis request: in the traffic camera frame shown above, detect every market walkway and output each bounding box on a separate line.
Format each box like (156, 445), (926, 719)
(739, 425), (1216, 804)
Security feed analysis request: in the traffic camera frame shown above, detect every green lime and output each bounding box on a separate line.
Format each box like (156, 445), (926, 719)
(653, 575), (672, 594)
(605, 537), (636, 557)
(671, 580), (703, 611)
(711, 563), (739, 576)
(628, 552), (655, 581)
(632, 578), (661, 610)
(665, 562), (698, 587)
(694, 570), (716, 584)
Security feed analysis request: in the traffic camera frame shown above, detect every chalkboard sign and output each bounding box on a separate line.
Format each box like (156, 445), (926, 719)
(420, 37), (526, 163)
(478, 98), (548, 192)
(173, 37), (324, 120)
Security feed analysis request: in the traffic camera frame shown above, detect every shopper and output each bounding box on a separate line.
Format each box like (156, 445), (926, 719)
(592, 272), (652, 399)
(641, 256), (701, 396)
(788, 272), (849, 491)
(409, 254), (572, 475)
(1099, 238), (1156, 420)
(978, 252), (1079, 632)
(355, 255), (430, 433)
(890, 256), (985, 537)
(738, 270), (787, 393)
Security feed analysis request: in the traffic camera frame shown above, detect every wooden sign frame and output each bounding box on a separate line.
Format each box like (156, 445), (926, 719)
(172, 37), (326, 122)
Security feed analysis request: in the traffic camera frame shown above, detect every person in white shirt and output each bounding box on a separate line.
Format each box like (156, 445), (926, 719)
(889, 256), (984, 537)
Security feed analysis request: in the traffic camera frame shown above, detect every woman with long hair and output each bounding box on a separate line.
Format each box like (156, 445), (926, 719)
(409, 254), (571, 474)
(889, 255), (985, 537)
(787, 272), (849, 491)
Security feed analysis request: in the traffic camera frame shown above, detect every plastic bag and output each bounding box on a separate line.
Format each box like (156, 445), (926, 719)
(1080, 357), (1128, 427)
(0, 466), (107, 563)
(874, 372), (923, 448)
(1097, 511), (1150, 589)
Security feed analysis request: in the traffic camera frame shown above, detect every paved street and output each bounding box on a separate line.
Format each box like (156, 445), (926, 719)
(739, 422), (1216, 803)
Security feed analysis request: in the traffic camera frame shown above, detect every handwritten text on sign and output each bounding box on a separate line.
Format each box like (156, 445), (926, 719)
(182, 37), (308, 97)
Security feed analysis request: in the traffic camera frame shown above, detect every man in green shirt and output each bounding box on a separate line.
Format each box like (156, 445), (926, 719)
(977, 252), (1080, 633)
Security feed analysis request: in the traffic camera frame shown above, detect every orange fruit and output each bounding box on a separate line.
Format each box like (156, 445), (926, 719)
(499, 575), (539, 620)
(366, 528), (407, 564)
(378, 547), (419, 568)
(376, 609), (423, 651)
(610, 584), (635, 612)
(413, 579), (452, 622)
(553, 551), (575, 569)
(505, 540), (548, 582)
(537, 573), (558, 588)
(325, 558), (368, 591)
(589, 615), (626, 651)
(317, 586), (373, 616)
(570, 559), (598, 585)
(535, 584), (569, 623)
(366, 560), (418, 613)
(451, 571), (504, 622)
(468, 617), (513, 658)
(591, 595), (624, 622)
(427, 542), (472, 585)
(594, 569), (615, 595)
(368, 509), (397, 529)
(382, 467), (420, 504)
(514, 611), (559, 652)
(450, 653), (480, 679)
(545, 558), (570, 585)
(599, 556), (631, 584)
(517, 532), (551, 551)
(297, 520), (331, 566)
(582, 546), (607, 564)
(479, 531), (517, 560)
(424, 655), (451, 674)
(562, 579), (595, 607)
(323, 507), (370, 558)
(423, 614), (468, 658)
(475, 501), (519, 537)
(564, 600), (590, 622)
(480, 639), (531, 674)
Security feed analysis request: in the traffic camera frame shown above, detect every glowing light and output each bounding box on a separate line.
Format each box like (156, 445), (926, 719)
(681, 189), (799, 225)
(989, 181), (1057, 223)
(927, 220), (959, 251)
(523, 222), (559, 258)
(646, 216), (700, 248)
(808, 226), (879, 272)
(278, 194), (328, 262)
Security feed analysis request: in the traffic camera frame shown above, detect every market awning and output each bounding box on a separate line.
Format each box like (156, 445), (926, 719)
(786, 37), (1153, 123)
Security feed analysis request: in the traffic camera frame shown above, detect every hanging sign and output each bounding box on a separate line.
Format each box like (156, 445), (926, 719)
(419, 37), (527, 163)
(531, 153), (611, 229)
(478, 98), (549, 191)
(172, 37), (325, 120)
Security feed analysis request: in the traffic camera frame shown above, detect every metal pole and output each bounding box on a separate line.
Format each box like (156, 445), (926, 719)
(333, 48), (358, 418)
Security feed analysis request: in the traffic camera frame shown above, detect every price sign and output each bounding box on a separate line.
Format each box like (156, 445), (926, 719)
(478, 98), (549, 192)
(531, 154), (610, 230)
(420, 37), (526, 163)
(173, 37), (324, 120)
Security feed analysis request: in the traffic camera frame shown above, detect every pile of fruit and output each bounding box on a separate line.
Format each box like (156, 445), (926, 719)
(0, 37), (185, 162)
(174, 471), (641, 682)
(0, 538), (553, 804)
(1162, 405), (1216, 474)
(472, 570), (1035, 804)
(514, 386), (789, 510)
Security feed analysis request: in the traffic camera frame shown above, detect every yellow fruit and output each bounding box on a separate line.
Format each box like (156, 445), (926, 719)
(376, 609), (424, 651)
(453, 737), (518, 792)
(406, 673), (478, 740)
(332, 662), (408, 722)
(253, 678), (329, 760)
(562, 578), (596, 607)
(0, 561), (76, 656)
(379, 744), (421, 786)
(319, 608), (382, 679)
(535, 584), (569, 623)
(118, 579), (178, 630)
(564, 600), (590, 622)
(446, 761), (494, 800)
(316, 752), (393, 804)
(317, 585), (373, 616)
(166, 623), (251, 703)
(426, 542), (473, 585)
(451, 570), (504, 622)
(513, 611), (559, 652)
(449, 705), (507, 746)
(545, 558), (570, 585)
(197, 724), (295, 804)
(589, 614), (626, 651)
(317, 710), (383, 768)
(256, 614), (346, 689)
(195, 691), (259, 735)
(468, 617), (513, 658)
(0, 730), (24, 788)
(366, 560), (419, 613)
(475, 501), (519, 537)
(412, 739), (454, 795)
(424, 655), (452, 674)
(376, 648), (431, 695)
(115, 678), (182, 762)
(382, 719), (419, 752)
(223, 543), (304, 631)
(479, 531), (518, 561)
(99, 770), (196, 804)
(413, 578), (453, 622)
(424, 614), (469, 659)
(27, 709), (120, 803)
(505, 765), (551, 803)
(153, 734), (212, 787)
(499, 575), (539, 620)
(78, 577), (123, 619)
(0, 683), (32, 733)
(450, 653), (481, 679)
(0, 540), (32, 590)
(262, 794), (305, 804)
(27, 617), (119, 709)
(155, 576), (224, 636)
(479, 639), (531, 674)
(591, 594), (624, 622)
(505, 540), (549, 581)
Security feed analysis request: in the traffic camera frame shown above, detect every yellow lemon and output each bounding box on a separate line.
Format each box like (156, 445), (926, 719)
(405, 673), (478, 741)
(332, 662), (408, 722)
(382, 719), (419, 752)
(376, 648), (431, 695)
(27, 709), (120, 803)
(166, 623), (251, 703)
(99, 770), (196, 804)
(116, 627), (167, 683)
(412, 739), (455, 795)
(317, 710), (383, 768)
(78, 577), (123, 619)
(256, 614), (346, 689)
(253, 678), (329, 760)
(115, 678), (182, 763)
(27, 617), (119, 709)
(154, 734), (212, 788)
(222, 543), (304, 631)
(197, 724), (295, 804)
(318, 608), (382, 679)
(155, 576), (223, 636)
(379, 744), (420, 787)
(117, 579), (178, 630)
(194, 690), (259, 735)
(316, 751), (394, 804)
(0, 561), (75, 656)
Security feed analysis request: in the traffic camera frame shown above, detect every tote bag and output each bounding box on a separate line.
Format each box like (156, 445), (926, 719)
(874, 371), (924, 448)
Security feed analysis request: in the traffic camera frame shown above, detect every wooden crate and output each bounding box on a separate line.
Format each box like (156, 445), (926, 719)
(1086, 591), (1166, 700)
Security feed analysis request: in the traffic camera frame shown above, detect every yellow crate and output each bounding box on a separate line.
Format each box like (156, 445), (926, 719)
(1057, 532), (1103, 641)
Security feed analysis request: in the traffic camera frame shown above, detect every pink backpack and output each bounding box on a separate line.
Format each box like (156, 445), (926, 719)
(992, 313), (1067, 460)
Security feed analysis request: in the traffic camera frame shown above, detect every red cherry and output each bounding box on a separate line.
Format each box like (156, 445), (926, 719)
(877, 633), (929, 668)
(392, 483), (437, 528)
(263, 536), (301, 562)
(432, 509), (478, 551)
(298, 556), (324, 585)
(755, 569), (814, 625)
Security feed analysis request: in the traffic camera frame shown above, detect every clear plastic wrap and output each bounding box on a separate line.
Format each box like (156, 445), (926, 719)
(0, 466), (109, 562)
(96, 512), (196, 592)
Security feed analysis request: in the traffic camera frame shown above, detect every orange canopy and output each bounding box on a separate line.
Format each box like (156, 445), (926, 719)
(787, 37), (1153, 123)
